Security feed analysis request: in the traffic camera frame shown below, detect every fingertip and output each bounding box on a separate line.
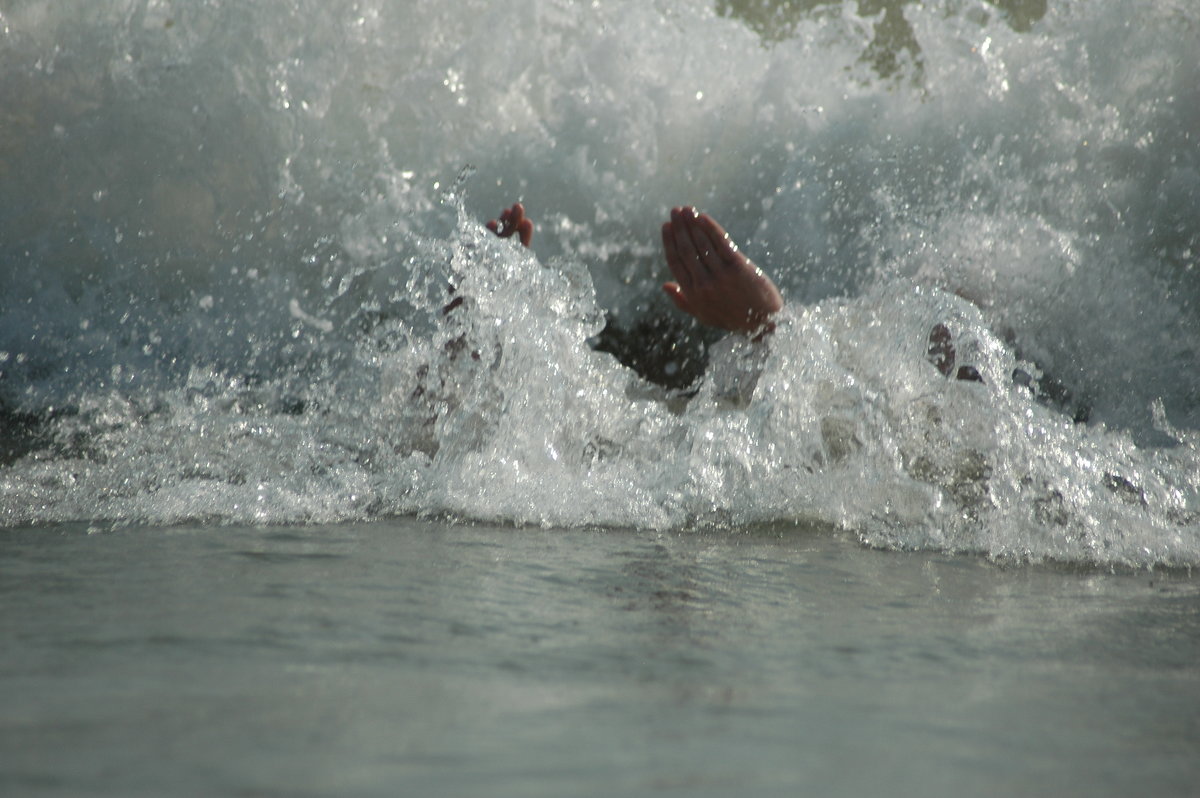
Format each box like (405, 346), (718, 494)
(696, 211), (725, 238)
(699, 213), (743, 261)
(662, 282), (689, 311)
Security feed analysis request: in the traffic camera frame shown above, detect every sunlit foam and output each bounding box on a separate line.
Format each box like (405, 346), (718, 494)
(0, 0), (1196, 566)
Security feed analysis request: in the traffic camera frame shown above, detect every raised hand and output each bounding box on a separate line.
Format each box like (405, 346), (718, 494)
(661, 206), (782, 335)
(486, 202), (534, 248)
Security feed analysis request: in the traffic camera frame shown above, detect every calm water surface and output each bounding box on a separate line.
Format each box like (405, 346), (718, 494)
(3, 519), (1197, 797)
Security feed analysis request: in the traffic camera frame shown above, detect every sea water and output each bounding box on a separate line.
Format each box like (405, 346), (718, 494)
(1, 0), (1198, 794)
(4, 520), (1200, 797)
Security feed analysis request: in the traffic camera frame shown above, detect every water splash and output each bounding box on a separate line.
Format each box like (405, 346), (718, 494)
(1, 0), (1196, 566)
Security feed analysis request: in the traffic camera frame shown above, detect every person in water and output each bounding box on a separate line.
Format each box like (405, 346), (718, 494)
(490, 202), (780, 337)
(487, 202), (983, 383)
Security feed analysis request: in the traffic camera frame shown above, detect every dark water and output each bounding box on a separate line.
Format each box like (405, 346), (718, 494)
(3, 519), (1199, 797)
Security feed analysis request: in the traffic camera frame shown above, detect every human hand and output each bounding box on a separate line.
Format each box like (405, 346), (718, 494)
(661, 206), (782, 334)
(486, 202), (534, 248)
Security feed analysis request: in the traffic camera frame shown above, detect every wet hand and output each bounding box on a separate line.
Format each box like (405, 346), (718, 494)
(661, 207), (782, 335)
(486, 202), (534, 248)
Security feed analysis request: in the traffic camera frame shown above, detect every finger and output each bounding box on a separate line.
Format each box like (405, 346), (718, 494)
(486, 219), (500, 235)
(496, 208), (514, 236)
(695, 213), (742, 269)
(661, 220), (693, 292)
(671, 206), (709, 281)
(662, 282), (692, 314)
(684, 212), (726, 277)
(505, 205), (521, 233)
(517, 218), (533, 248)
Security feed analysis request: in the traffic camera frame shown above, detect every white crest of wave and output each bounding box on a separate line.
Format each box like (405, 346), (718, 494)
(0, 0), (1197, 566)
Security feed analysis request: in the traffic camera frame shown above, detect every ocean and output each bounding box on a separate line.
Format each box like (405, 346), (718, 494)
(1, 0), (1198, 794)
(5, 519), (1199, 797)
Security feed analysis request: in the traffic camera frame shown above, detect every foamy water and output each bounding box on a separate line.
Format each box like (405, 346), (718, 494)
(1, 0), (1197, 566)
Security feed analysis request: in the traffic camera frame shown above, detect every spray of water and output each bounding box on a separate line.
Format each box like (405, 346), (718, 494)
(0, 0), (1196, 565)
